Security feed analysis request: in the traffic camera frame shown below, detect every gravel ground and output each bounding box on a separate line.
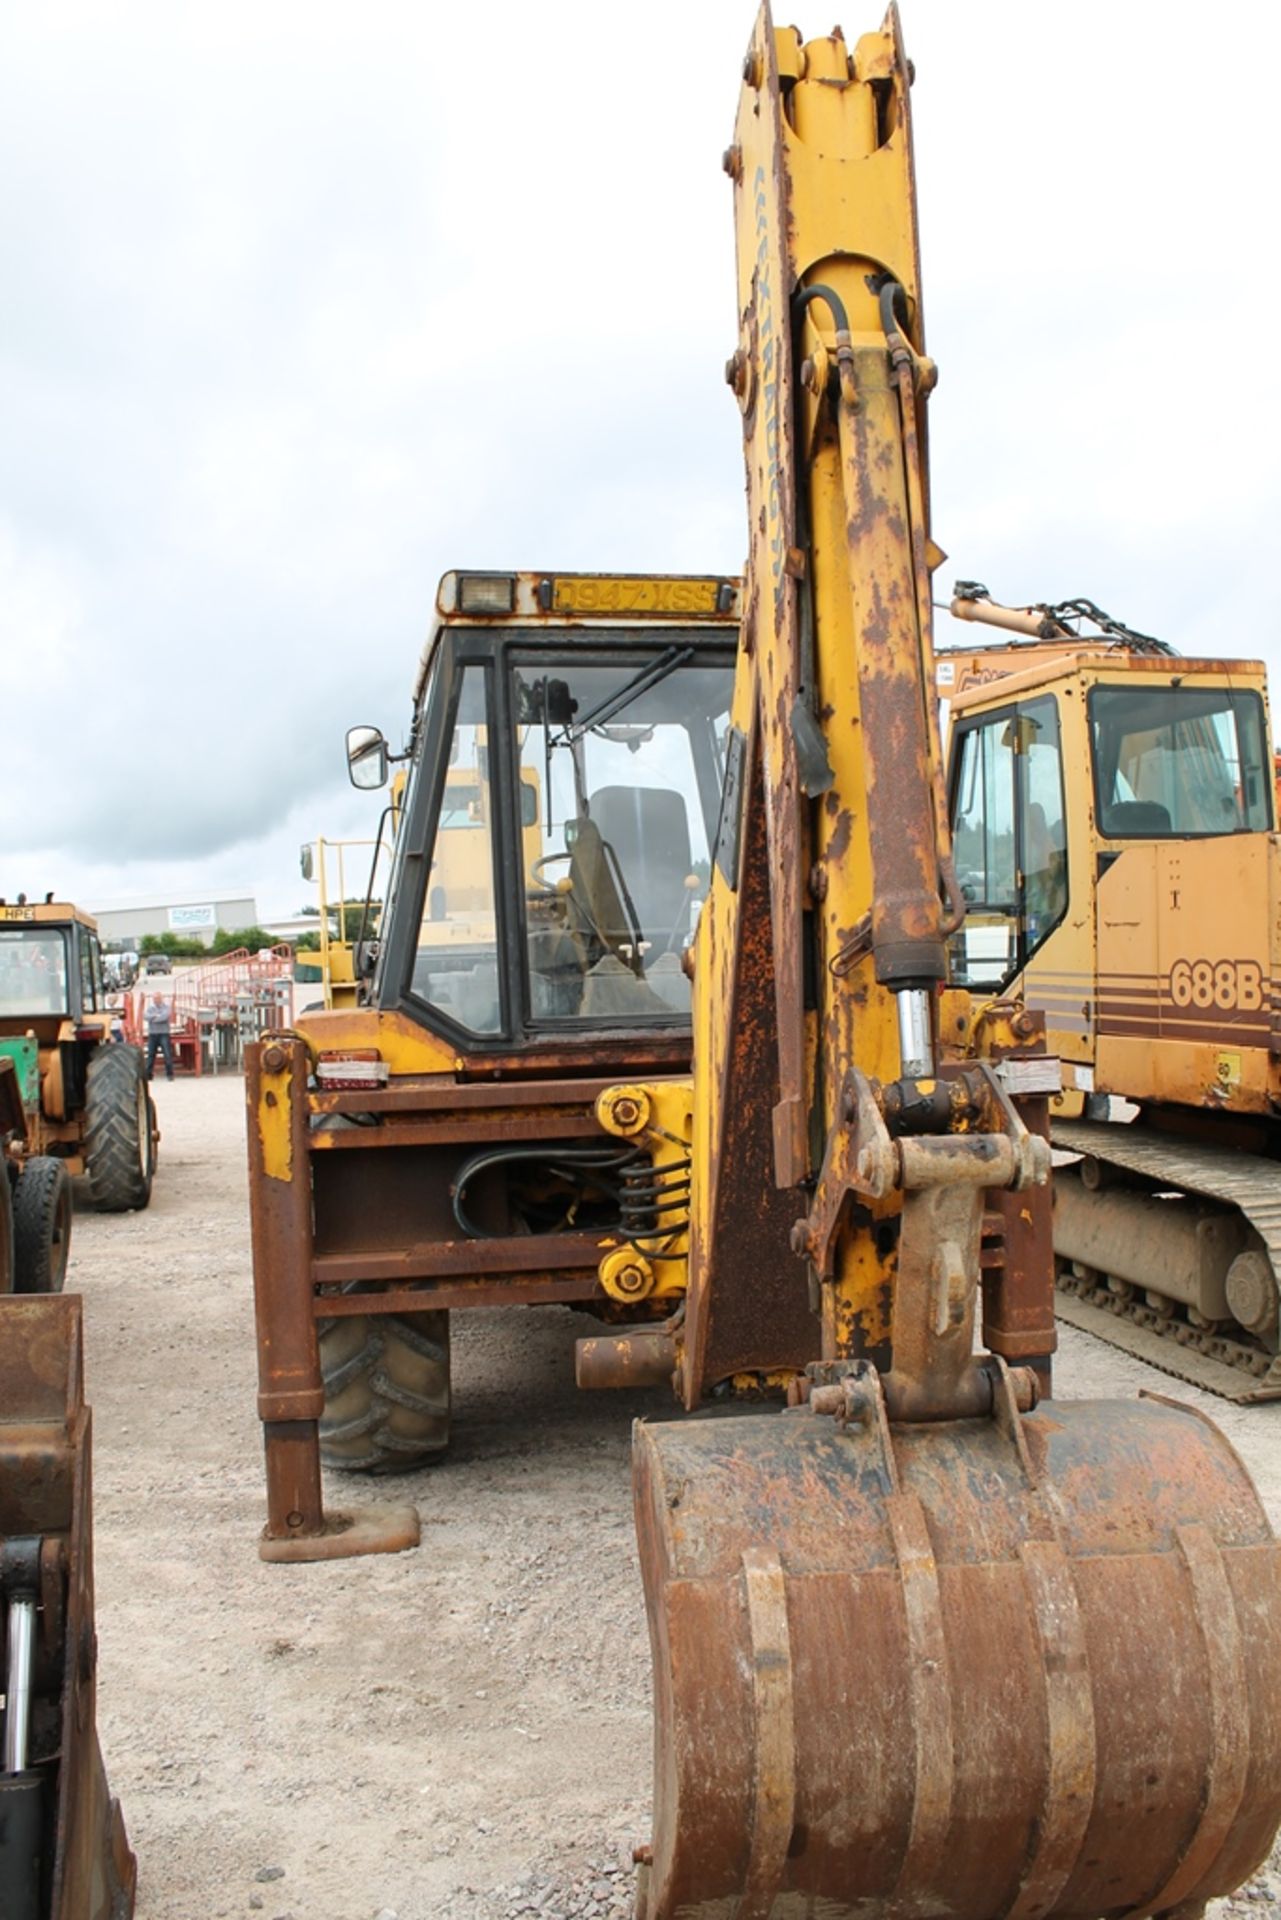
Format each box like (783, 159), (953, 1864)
(63, 1073), (1281, 1919)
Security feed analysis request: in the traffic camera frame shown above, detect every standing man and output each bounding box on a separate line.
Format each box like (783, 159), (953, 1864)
(144, 992), (176, 1082)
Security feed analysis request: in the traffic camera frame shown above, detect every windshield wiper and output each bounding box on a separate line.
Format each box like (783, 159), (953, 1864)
(565, 645), (694, 743)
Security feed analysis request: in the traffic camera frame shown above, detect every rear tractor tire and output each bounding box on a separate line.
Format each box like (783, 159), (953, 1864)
(0, 1159), (14, 1294)
(13, 1157), (72, 1293)
(84, 1044), (156, 1213)
(318, 1307), (450, 1473)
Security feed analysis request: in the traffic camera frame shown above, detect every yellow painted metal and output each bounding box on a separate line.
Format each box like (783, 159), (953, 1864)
(307, 834), (386, 1011)
(596, 1078), (693, 1303)
(256, 1055), (294, 1183)
(0, 900), (98, 928)
(294, 1005), (460, 1077)
(599, 1247), (657, 1304)
(692, 5), (956, 1370)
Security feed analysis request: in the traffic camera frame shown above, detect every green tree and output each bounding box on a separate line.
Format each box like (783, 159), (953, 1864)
(138, 932), (205, 959)
(210, 926), (281, 956)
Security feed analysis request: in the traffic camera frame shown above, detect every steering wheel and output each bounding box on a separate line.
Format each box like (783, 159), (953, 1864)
(530, 851), (572, 886)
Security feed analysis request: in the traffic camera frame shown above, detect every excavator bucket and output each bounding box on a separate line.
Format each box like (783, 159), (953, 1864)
(0, 1295), (136, 1920)
(635, 1383), (1281, 1918)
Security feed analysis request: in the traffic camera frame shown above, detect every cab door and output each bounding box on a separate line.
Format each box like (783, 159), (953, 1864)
(948, 693), (1068, 993)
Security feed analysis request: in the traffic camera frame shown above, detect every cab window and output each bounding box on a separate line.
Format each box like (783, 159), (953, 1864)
(514, 654), (734, 1021)
(408, 665), (503, 1036)
(1089, 685), (1271, 836)
(80, 932), (104, 1012)
(949, 695), (1067, 990)
(0, 928), (71, 1016)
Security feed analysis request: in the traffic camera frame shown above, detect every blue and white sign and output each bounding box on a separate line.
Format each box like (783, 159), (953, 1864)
(169, 904), (217, 931)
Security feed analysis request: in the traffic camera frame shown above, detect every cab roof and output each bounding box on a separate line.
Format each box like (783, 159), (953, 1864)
(414, 569), (743, 706)
(0, 901), (98, 930)
(942, 645), (1268, 715)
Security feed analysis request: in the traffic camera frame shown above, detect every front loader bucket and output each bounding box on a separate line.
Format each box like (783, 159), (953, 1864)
(634, 1390), (1281, 1919)
(0, 1296), (136, 1920)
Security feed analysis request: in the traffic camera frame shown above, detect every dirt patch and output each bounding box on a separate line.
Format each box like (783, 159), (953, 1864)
(68, 1074), (1281, 1918)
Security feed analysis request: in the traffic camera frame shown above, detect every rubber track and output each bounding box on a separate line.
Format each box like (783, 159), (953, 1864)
(84, 1046), (152, 1212)
(1052, 1119), (1281, 1404)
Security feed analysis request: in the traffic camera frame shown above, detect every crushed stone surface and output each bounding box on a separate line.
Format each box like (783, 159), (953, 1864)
(65, 1074), (1281, 1917)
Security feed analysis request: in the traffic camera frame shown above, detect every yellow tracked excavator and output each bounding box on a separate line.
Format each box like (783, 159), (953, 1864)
(941, 585), (1281, 1403)
(246, 9), (1281, 1915)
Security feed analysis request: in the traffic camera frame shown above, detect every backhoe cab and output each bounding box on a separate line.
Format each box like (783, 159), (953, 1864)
(344, 570), (737, 1036)
(248, 571), (738, 1523)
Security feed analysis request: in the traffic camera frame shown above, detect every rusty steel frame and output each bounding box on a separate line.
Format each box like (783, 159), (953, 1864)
(248, 1036), (691, 1557)
(0, 1295), (136, 1920)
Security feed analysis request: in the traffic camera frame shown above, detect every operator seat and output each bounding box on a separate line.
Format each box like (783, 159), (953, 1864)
(1099, 799), (1173, 836)
(588, 786), (693, 954)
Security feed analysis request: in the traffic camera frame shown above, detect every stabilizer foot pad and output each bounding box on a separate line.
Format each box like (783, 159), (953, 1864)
(258, 1502), (420, 1563)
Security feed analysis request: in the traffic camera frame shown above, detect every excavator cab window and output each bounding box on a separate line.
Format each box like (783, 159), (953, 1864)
(1089, 684), (1272, 836)
(949, 694), (1067, 989)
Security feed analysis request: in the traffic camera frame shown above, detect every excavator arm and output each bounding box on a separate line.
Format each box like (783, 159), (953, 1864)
(628, 11), (1281, 1916)
(679, 2), (973, 1405)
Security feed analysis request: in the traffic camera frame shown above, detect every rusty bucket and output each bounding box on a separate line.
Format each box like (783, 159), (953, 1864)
(634, 1384), (1281, 1919)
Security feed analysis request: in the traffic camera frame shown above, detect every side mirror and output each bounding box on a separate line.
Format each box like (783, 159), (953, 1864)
(299, 843), (315, 881)
(347, 726), (389, 791)
(354, 939), (380, 979)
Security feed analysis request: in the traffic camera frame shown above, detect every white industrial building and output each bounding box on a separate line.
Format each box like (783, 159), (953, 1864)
(91, 895), (260, 950)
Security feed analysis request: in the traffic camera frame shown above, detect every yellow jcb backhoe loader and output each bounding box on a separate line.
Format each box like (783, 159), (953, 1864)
(941, 585), (1281, 1402)
(247, 9), (1281, 1915)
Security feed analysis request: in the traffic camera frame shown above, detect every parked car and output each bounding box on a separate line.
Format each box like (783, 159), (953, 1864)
(144, 953), (172, 975)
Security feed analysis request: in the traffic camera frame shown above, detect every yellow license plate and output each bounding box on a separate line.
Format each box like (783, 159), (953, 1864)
(550, 575), (726, 617)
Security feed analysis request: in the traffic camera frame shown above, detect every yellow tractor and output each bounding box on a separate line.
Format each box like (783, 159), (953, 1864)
(246, 10), (1281, 1915)
(0, 901), (156, 1224)
(942, 585), (1281, 1400)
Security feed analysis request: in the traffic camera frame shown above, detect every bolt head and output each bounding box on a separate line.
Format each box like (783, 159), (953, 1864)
(262, 1043), (286, 1074)
(724, 349), (748, 395)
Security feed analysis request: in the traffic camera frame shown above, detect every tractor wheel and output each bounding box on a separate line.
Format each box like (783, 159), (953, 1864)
(13, 1157), (72, 1293)
(0, 1161), (14, 1295)
(318, 1307), (450, 1473)
(84, 1045), (156, 1213)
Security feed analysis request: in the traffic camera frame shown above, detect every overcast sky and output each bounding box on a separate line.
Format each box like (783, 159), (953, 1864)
(3, 1), (1278, 922)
